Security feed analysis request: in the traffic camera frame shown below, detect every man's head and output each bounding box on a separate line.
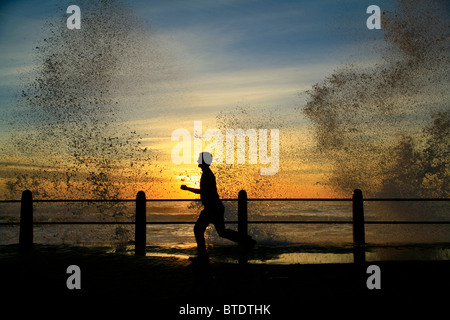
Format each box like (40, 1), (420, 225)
(197, 152), (213, 168)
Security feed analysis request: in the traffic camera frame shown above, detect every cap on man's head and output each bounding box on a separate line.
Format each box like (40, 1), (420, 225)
(198, 152), (213, 165)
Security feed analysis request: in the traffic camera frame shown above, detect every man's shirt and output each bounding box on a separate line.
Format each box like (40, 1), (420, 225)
(200, 167), (220, 208)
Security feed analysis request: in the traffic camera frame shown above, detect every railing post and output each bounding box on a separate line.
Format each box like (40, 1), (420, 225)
(238, 190), (248, 264)
(352, 189), (365, 262)
(19, 190), (33, 251)
(135, 191), (146, 256)
(238, 190), (248, 240)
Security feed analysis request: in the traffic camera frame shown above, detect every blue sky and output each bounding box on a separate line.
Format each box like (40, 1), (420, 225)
(0, 0), (390, 113)
(0, 0), (393, 197)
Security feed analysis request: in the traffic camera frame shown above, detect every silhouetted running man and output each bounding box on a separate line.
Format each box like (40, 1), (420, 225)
(181, 152), (256, 263)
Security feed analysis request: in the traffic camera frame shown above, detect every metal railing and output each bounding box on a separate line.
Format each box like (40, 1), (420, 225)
(1, 189), (449, 261)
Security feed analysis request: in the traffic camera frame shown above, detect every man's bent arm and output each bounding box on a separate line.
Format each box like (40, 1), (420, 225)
(181, 185), (201, 194)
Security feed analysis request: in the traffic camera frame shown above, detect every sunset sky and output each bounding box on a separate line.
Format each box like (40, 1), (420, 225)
(2, 0), (438, 200)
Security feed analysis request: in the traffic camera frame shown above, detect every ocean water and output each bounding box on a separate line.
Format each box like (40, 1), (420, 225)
(1, 200), (449, 264)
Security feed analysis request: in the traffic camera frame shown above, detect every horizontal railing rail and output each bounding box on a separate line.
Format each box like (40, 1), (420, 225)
(2, 221), (450, 225)
(1, 189), (448, 261)
(1, 197), (448, 202)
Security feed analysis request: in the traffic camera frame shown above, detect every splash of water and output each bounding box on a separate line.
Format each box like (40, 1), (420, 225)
(303, 0), (449, 198)
(213, 105), (287, 198)
(5, 0), (180, 201)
